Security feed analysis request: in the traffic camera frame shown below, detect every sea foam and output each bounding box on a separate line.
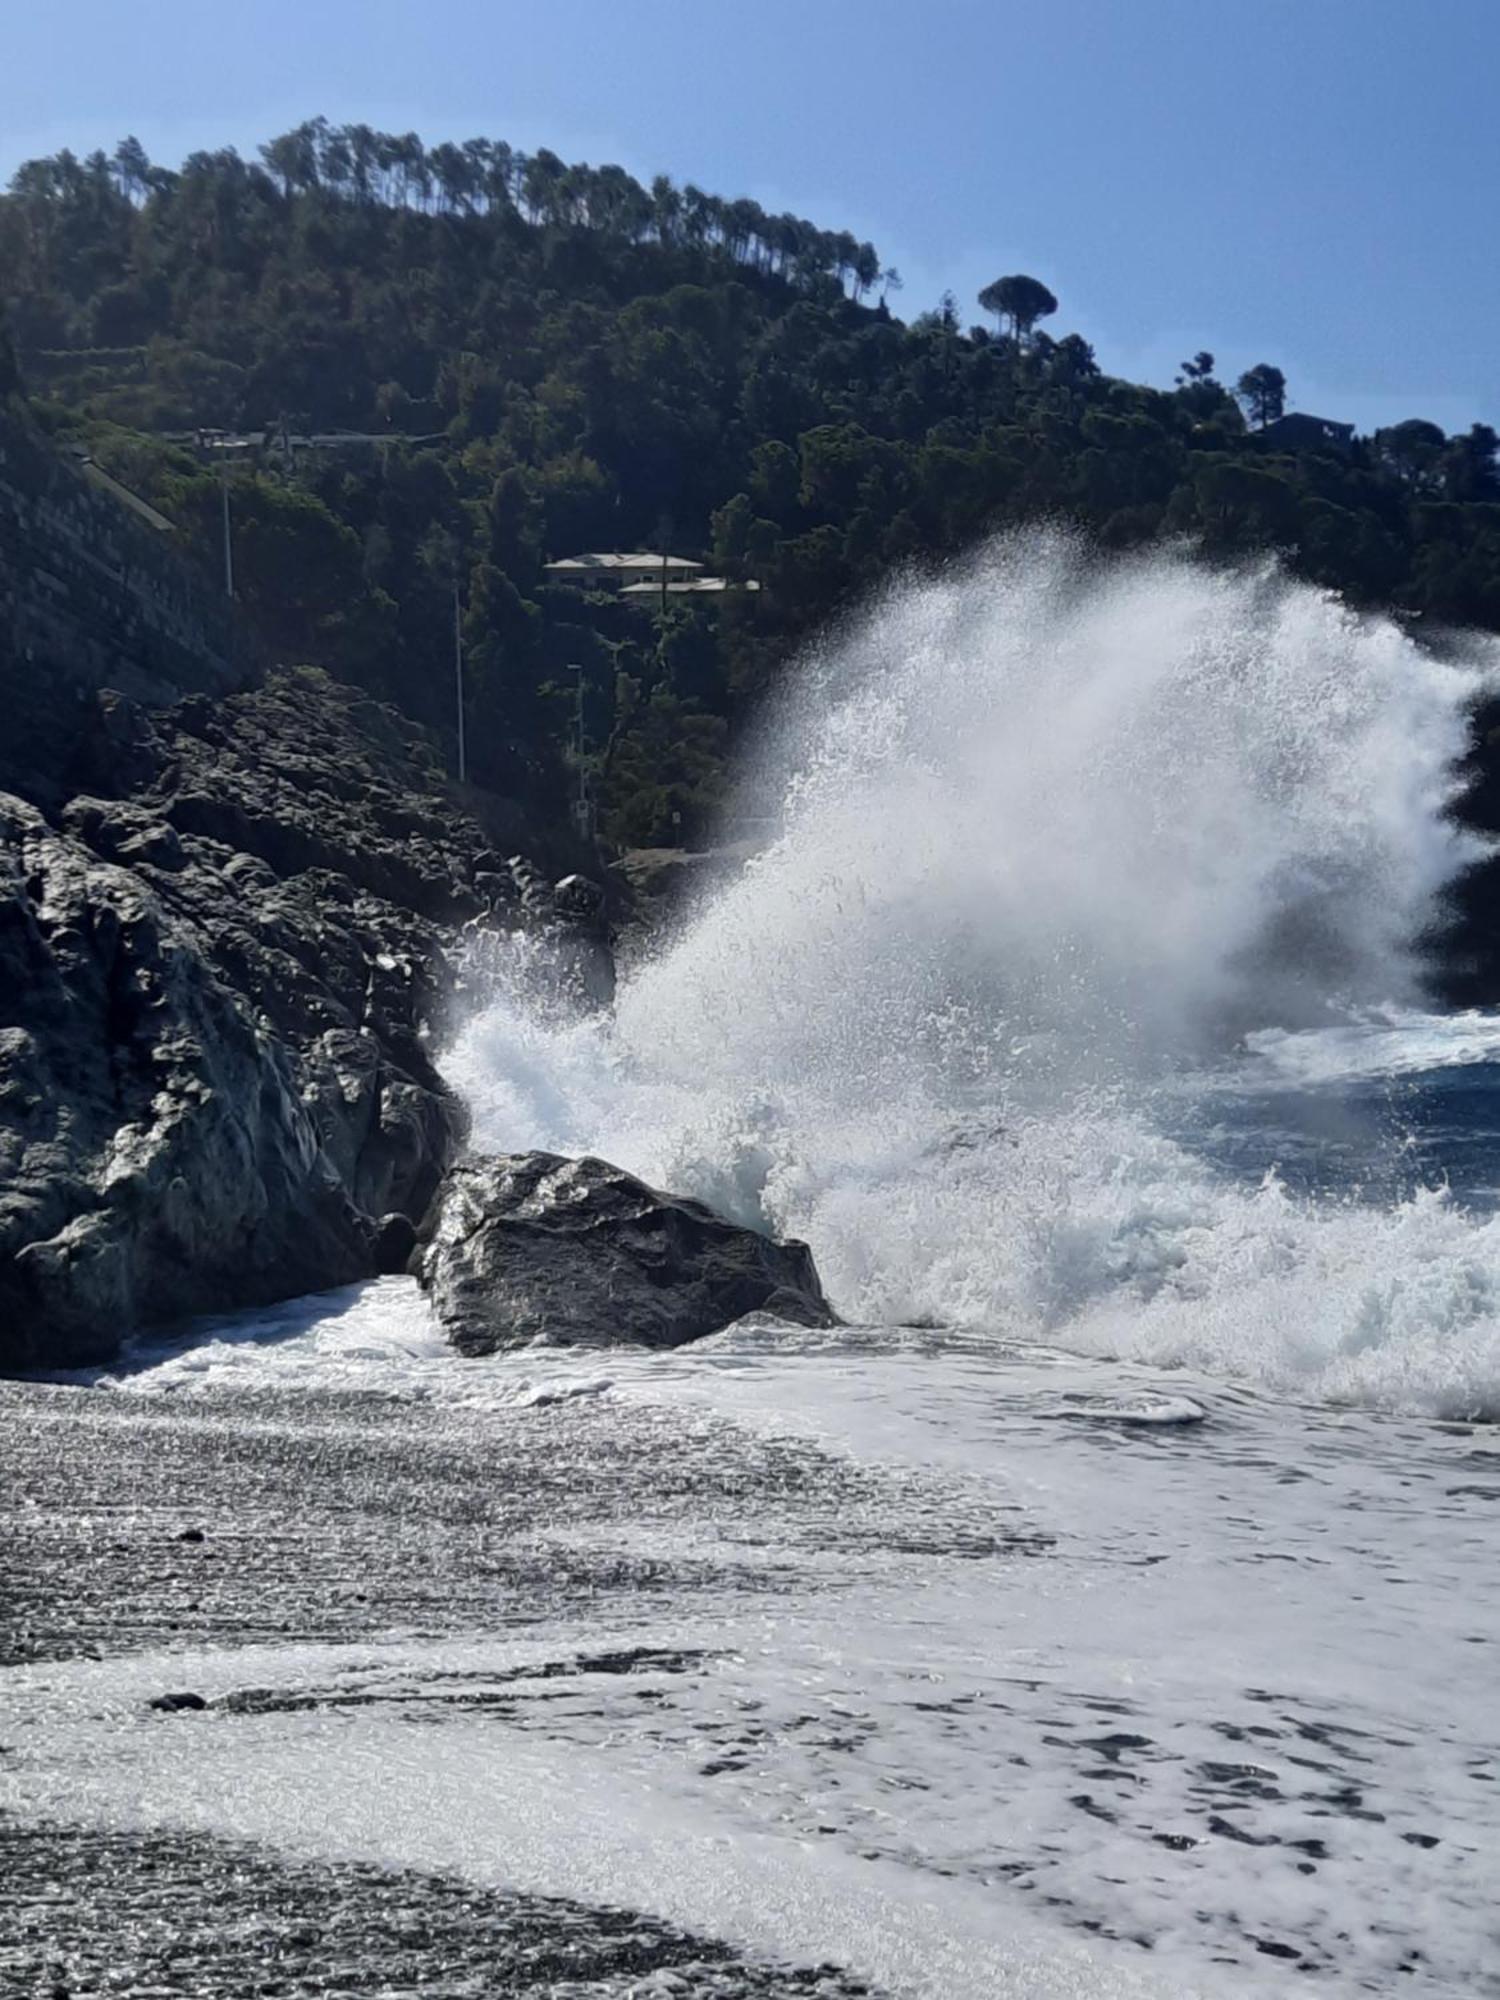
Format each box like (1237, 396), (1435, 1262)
(447, 536), (1500, 1413)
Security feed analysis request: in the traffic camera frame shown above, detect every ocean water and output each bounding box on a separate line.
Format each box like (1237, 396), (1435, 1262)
(447, 538), (1500, 1418)
(7, 539), (1500, 1995)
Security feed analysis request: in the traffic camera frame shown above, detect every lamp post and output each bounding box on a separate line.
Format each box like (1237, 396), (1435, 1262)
(452, 580), (466, 785)
(195, 430), (235, 598)
(222, 464), (236, 596)
(218, 453), (234, 599)
(568, 663), (593, 843)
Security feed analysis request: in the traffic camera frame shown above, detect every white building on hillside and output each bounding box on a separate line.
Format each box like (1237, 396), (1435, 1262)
(543, 552), (704, 590)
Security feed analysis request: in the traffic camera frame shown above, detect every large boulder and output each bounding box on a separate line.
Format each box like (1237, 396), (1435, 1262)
(415, 1152), (835, 1356)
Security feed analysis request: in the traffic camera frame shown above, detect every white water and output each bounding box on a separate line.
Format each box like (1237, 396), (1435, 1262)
(449, 536), (1500, 1415)
(18, 1311), (1500, 1996)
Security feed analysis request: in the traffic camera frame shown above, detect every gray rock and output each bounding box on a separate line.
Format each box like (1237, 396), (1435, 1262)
(0, 794), (374, 1368)
(0, 667), (597, 1372)
(552, 872), (606, 923)
(416, 1152), (835, 1356)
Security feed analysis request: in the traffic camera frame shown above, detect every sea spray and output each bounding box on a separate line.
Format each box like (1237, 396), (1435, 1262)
(447, 535), (1500, 1411)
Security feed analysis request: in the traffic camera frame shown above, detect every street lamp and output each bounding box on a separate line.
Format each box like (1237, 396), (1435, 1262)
(452, 580), (466, 785)
(568, 664), (594, 843)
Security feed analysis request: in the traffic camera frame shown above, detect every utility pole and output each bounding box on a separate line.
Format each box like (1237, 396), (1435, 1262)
(568, 663), (593, 843)
(453, 580), (467, 785)
(219, 455), (234, 599)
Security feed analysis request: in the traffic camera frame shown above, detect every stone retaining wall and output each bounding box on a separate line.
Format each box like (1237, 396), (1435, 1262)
(0, 398), (246, 801)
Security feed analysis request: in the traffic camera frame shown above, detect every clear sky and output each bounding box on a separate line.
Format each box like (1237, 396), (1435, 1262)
(4, 0), (1496, 434)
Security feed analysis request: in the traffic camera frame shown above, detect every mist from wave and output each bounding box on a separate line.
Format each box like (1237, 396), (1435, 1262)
(447, 534), (1500, 1415)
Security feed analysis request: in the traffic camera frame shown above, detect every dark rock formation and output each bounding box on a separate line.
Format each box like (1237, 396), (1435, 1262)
(0, 667), (611, 1372)
(414, 1151), (835, 1356)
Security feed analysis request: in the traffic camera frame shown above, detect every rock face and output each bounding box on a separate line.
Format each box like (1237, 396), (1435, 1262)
(0, 668), (610, 1372)
(415, 1152), (835, 1356)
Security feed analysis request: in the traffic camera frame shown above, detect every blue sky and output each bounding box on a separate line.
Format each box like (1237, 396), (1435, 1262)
(4, 0), (1495, 433)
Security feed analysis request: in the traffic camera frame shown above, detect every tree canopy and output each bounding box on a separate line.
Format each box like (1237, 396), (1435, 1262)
(4, 124), (1500, 852)
(1236, 363), (1288, 430)
(977, 274), (1059, 345)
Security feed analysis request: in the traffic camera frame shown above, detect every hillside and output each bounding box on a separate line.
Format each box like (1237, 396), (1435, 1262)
(6, 122), (1500, 856)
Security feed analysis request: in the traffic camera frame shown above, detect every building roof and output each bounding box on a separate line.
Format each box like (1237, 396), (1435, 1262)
(1260, 412), (1355, 446)
(544, 552), (705, 575)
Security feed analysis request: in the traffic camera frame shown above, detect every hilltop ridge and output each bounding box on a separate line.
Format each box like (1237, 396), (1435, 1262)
(5, 123), (1500, 856)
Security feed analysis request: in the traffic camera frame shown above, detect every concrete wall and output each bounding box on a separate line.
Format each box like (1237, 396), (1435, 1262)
(0, 399), (247, 802)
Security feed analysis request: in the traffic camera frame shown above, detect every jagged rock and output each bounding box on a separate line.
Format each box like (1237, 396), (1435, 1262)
(414, 1151), (835, 1356)
(552, 872), (606, 923)
(59, 797), (186, 872)
(0, 668), (600, 1372)
(0, 796), (393, 1367)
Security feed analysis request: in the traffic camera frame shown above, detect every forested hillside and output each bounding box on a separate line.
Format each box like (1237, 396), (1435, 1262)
(6, 122), (1500, 848)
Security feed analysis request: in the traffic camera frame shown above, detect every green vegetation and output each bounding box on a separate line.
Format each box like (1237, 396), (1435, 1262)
(5, 124), (1500, 849)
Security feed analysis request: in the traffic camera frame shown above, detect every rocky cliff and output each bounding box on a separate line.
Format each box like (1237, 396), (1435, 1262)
(0, 667), (607, 1370)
